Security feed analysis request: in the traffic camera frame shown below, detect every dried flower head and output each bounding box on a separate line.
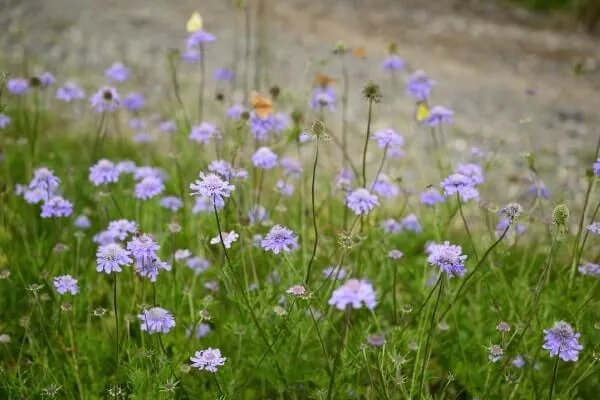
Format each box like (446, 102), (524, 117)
(362, 81), (382, 103)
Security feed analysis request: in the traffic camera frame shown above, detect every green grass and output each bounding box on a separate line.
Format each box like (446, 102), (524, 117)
(1, 21), (600, 400)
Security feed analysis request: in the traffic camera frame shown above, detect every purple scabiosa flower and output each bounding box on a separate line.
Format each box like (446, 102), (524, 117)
(287, 284), (308, 297)
(105, 62), (130, 83)
(406, 70), (435, 101)
(134, 166), (166, 181)
(298, 131), (314, 143)
(181, 48), (202, 63)
(160, 196), (184, 212)
(372, 128), (404, 149)
(174, 249), (192, 261)
(39, 72), (56, 87)
(74, 215), (91, 229)
(187, 30), (217, 47)
(526, 181), (550, 200)
(213, 68), (234, 81)
(192, 194), (225, 214)
(189, 122), (218, 144)
(116, 160), (137, 174)
(138, 307), (175, 334)
(90, 87), (120, 113)
(440, 173), (479, 202)
(210, 231), (239, 249)
(135, 176), (165, 200)
(455, 164), (485, 186)
(190, 348), (226, 373)
(252, 147), (278, 169)
(135, 256), (171, 282)
(593, 158), (600, 176)
(186, 322), (212, 339)
(382, 54), (405, 71)
(0, 113), (11, 129)
(401, 214), (422, 233)
(512, 355), (526, 368)
(586, 222), (600, 235)
(496, 322), (511, 333)
(208, 160), (234, 179)
(133, 132), (155, 143)
(496, 218), (526, 235)
(107, 219), (138, 241)
(272, 113), (290, 134)
(29, 167), (60, 192)
(248, 205), (268, 225)
(542, 321), (583, 362)
(93, 230), (119, 245)
(310, 86), (336, 112)
(275, 180), (294, 197)
(372, 174), (399, 199)
(23, 188), (50, 204)
(123, 92), (145, 112)
(89, 159), (120, 186)
(189, 172), (235, 204)
(382, 218), (403, 234)
(323, 266), (348, 280)
(346, 188), (379, 215)
(129, 118), (145, 129)
(252, 234), (263, 248)
(261, 225), (298, 254)
(127, 234), (160, 262)
(425, 106), (453, 127)
(187, 257), (210, 275)
(56, 82), (85, 102)
(328, 279), (377, 310)
(420, 187), (445, 206)
(578, 263), (600, 276)
(226, 104), (245, 120)
(367, 334), (386, 347)
(249, 112), (275, 141)
(7, 78), (29, 94)
(159, 120), (177, 133)
(280, 157), (303, 179)
(96, 243), (132, 273)
(335, 169), (354, 190)
(488, 345), (504, 363)
(427, 241), (467, 278)
(388, 249), (404, 259)
(41, 196), (73, 218)
(387, 145), (405, 159)
(53, 275), (79, 295)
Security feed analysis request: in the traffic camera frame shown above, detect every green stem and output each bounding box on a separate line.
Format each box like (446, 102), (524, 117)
(361, 99), (374, 187)
(418, 277), (444, 397)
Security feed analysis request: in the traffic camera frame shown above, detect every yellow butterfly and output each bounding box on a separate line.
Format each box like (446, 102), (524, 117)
(415, 101), (430, 123)
(186, 12), (203, 33)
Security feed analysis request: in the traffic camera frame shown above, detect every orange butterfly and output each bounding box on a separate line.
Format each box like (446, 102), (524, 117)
(251, 91), (273, 119)
(313, 73), (336, 87)
(352, 46), (367, 59)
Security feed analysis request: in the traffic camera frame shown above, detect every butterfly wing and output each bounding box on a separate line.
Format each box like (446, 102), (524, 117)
(187, 12), (203, 33)
(415, 102), (430, 123)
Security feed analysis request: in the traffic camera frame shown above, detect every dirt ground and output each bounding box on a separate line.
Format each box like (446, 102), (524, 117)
(1, 0), (600, 199)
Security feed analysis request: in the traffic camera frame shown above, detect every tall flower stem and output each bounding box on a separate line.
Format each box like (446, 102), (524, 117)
(198, 43), (206, 121)
(305, 128), (320, 285)
(113, 275), (119, 381)
(548, 356), (560, 400)
(417, 277), (444, 397)
(327, 308), (351, 400)
(457, 194), (479, 260)
(361, 99), (374, 188)
(340, 60), (350, 229)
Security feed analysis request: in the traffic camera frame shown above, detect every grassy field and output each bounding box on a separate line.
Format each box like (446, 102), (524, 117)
(0, 9), (599, 400)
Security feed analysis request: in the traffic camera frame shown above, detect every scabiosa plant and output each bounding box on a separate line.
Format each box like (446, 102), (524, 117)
(372, 128), (404, 149)
(372, 174), (399, 199)
(89, 159), (120, 186)
(116, 160), (137, 174)
(190, 348), (226, 373)
(105, 62), (130, 83)
(440, 173), (479, 203)
(41, 196), (73, 218)
(123, 92), (145, 112)
(280, 157), (303, 179)
(252, 147), (278, 169)
(488, 345), (504, 363)
(275, 180), (294, 197)
(226, 104), (246, 120)
(29, 167), (61, 192)
(160, 196), (184, 212)
(455, 163), (485, 186)
(401, 214), (422, 233)
(186, 322), (212, 338)
(425, 106), (454, 127)
(107, 219), (138, 241)
(512, 355), (526, 368)
(53, 275), (79, 295)
(192, 195), (225, 214)
(382, 218), (403, 234)
(382, 54), (405, 71)
(248, 205), (268, 225)
(189, 122), (218, 144)
(90, 87), (120, 113)
(135, 256), (171, 282)
(159, 120), (177, 133)
(96, 243), (132, 274)
(427, 241), (468, 278)
(190, 172), (235, 204)
(287, 285), (308, 297)
(210, 231), (239, 248)
(39, 72), (56, 87)
(74, 215), (91, 229)
(310, 86), (336, 112)
(213, 68), (234, 81)
(187, 30), (217, 47)
(134, 176), (165, 200)
(187, 257), (210, 275)
(261, 225), (299, 254)
(594, 158), (600, 176)
(586, 222), (600, 235)
(346, 188), (379, 215)
(7, 78), (29, 94)
(578, 263), (600, 275)
(406, 69), (435, 101)
(138, 307), (176, 334)
(127, 234), (160, 262)
(526, 180), (550, 200)
(420, 187), (445, 206)
(0, 113), (10, 129)
(542, 321), (583, 362)
(181, 48), (202, 63)
(323, 266), (348, 280)
(56, 82), (85, 102)
(174, 249), (192, 261)
(328, 278), (377, 310)
(249, 111), (276, 141)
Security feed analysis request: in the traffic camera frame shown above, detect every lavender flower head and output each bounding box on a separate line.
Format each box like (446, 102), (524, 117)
(123, 92), (145, 112)
(187, 30), (217, 47)
(372, 128), (404, 149)
(382, 218), (403, 234)
(74, 215), (91, 229)
(41, 196), (73, 218)
(280, 157), (303, 179)
(190, 348), (226, 373)
(328, 279), (377, 310)
(252, 147), (278, 169)
(226, 104), (246, 120)
(578, 263), (600, 276)
(189, 122), (218, 144)
(56, 82), (85, 102)
(127, 234), (160, 262)
(138, 307), (176, 334)
(440, 173), (479, 203)
(107, 219), (138, 241)
(594, 158), (600, 177)
(210, 231), (239, 249)
(427, 241), (468, 278)
(29, 167), (61, 192)
(425, 106), (454, 127)
(346, 188), (379, 215)
(186, 322), (212, 339)
(135, 176), (165, 200)
(261, 225), (299, 254)
(420, 187), (445, 206)
(542, 321), (583, 362)
(160, 196), (184, 212)
(7, 78), (29, 95)
(323, 266), (348, 280)
(96, 243), (132, 274)
(213, 68), (234, 81)
(249, 205), (268, 225)
(372, 174), (399, 199)
(401, 214), (422, 233)
(0, 113), (11, 129)
(382, 54), (405, 71)
(181, 48), (202, 63)
(91, 87), (120, 113)
(105, 62), (130, 83)
(406, 70), (435, 101)
(311, 86), (336, 112)
(53, 275), (79, 295)
(135, 256), (171, 282)
(89, 159), (120, 186)
(190, 172), (235, 204)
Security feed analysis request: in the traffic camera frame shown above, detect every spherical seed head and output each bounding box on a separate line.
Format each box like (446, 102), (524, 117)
(29, 76), (41, 87)
(333, 40), (348, 55)
(501, 202), (523, 222)
(552, 204), (570, 227)
(240, 111), (250, 121)
(269, 85), (281, 100)
(387, 41), (398, 54)
(362, 81), (382, 103)
(291, 109), (303, 125)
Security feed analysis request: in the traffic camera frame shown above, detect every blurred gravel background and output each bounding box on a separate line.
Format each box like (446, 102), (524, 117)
(1, 0), (600, 204)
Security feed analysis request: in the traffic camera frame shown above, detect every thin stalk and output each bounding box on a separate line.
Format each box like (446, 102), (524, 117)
(198, 43), (206, 121)
(305, 129), (320, 285)
(548, 356), (560, 400)
(457, 193), (479, 260)
(361, 99), (374, 187)
(418, 277), (444, 396)
(113, 275), (119, 381)
(327, 309), (351, 400)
